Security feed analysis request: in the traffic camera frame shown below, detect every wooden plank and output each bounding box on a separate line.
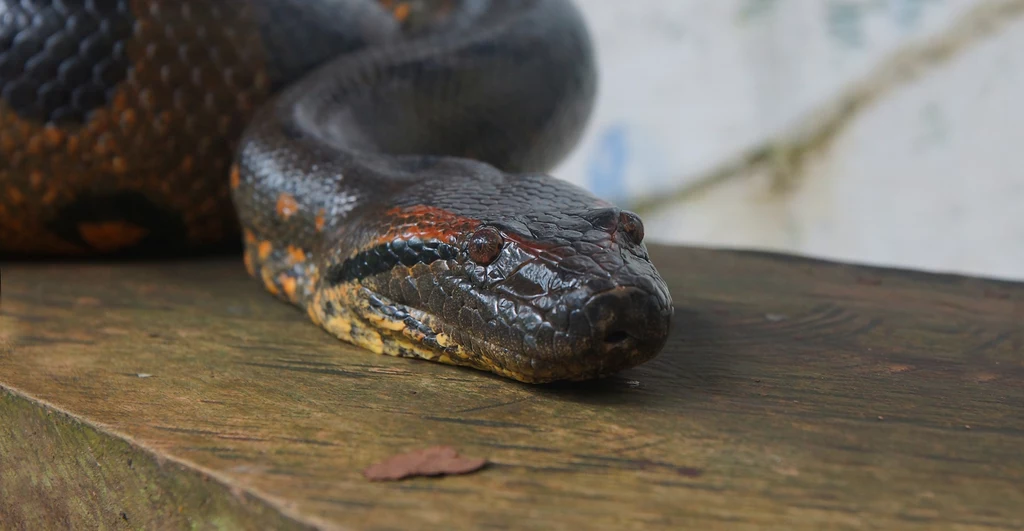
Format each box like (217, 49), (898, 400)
(1, 245), (1022, 530)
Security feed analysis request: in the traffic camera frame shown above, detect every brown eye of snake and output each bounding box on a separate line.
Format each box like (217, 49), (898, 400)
(468, 227), (504, 265)
(619, 211), (645, 244)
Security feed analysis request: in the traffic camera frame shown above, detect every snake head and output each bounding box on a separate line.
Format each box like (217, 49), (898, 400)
(317, 171), (673, 384)
(453, 205), (674, 383)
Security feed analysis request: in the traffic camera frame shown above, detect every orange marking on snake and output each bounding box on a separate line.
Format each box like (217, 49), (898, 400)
(315, 209), (326, 232)
(94, 133), (114, 155)
(287, 245), (307, 263)
(43, 126), (64, 147)
(42, 187), (59, 205)
(279, 274), (298, 301)
(65, 135), (80, 156)
(276, 193), (299, 219)
(373, 205), (478, 248)
(78, 222), (148, 252)
(385, 206), (554, 256)
(112, 91), (128, 112)
(262, 269), (280, 296)
(7, 187), (24, 205)
(120, 108), (137, 129)
(26, 136), (43, 155)
(29, 171), (44, 190)
(0, 134), (15, 154)
(112, 156), (128, 174)
(243, 229), (257, 245)
(230, 164), (241, 190)
(393, 2), (411, 21)
(243, 252), (255, 276)
(258, 241), (273, 261)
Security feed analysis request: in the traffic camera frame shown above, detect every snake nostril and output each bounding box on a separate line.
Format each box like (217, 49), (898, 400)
(619, 211), (644, 244)
(584, 287), (670, 353)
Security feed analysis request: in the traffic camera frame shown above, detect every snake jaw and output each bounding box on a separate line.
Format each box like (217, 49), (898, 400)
(311, 279), (527, 380)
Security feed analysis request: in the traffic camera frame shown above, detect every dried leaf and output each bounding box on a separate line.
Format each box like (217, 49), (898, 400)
(363, 446), (487, 481)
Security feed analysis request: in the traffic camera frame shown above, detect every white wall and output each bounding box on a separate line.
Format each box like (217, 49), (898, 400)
(554, 0), (1024, 281)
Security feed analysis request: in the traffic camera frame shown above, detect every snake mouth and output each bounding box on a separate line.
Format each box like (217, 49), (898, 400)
(604, 330), (631, 344)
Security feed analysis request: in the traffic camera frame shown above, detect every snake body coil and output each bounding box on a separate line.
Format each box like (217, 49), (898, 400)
(1, 0), (673, 383)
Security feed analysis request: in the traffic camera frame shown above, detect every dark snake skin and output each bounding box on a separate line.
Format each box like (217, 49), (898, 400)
(1, 0), (673, 383)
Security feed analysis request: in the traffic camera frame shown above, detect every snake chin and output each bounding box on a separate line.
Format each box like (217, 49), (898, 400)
(312, 281), (524, 379)
(313, 273), (672, 384)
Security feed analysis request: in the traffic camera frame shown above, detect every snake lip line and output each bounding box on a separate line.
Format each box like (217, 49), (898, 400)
(353, 281), (670, 384)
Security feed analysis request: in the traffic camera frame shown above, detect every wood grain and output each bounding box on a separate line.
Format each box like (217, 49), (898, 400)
(1, 245), (1022, 530)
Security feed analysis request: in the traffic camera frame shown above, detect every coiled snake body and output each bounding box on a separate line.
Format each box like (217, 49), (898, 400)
(0, 0), (672, 383)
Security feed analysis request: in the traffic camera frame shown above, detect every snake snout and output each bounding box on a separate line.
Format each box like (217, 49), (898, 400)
(577, 286), (672, 371)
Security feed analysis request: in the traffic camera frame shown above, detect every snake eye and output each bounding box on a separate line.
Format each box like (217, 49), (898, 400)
(619, 211), (645, 244)
(467, 227), (503, 265)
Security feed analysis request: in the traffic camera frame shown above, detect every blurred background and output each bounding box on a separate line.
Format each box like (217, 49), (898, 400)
(552, 0), (1023, 281)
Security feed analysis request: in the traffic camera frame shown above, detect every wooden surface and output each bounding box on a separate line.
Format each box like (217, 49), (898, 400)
(1, 245), (1022, 530)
